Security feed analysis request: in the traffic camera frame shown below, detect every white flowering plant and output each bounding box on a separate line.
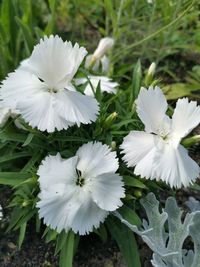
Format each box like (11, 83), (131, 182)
(0, 1), (200, 267)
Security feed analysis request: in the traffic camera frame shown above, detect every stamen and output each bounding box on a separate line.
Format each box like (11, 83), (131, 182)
(76, 169), (85, 187)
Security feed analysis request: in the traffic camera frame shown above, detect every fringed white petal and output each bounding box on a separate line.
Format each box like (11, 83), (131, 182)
(171, 98), (200, 142)
(75, 75), (118, 96)
(121, 131), (157, 167)
(137, 86), (169, 134)
(76, 142), (119, 177)
(1, 69), (99, 132)
(37, 154), (78, 190)
(37, 184), (77, 233)
(69, 191), (108, 235)
(24, 35), (87, 89)
(153, 143), (199, 188)
(54, 90), (99, 126)
(91, 173), (125, 211)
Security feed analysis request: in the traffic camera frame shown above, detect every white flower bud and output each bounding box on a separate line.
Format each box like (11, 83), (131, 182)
(92, 37), (114, 61)
(147, 62), (156, 77)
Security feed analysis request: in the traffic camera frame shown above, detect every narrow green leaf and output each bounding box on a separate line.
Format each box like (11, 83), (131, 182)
(18, 222), (27, 249)
(15, 16), (34, 54)
(107, 216), (141, 267)
(0, 152), (31, 163)
(59, 231), (75, 267)
(55, 231), (68, 255)
(22, 133), (34, 147)
(93, 224), (108, 243)
(123, 176), (147, 189)
(14, 208), (36, 230)
(130, 59), (142, 106)
(7, 207), (25, 232)
(45, 0), (57, 35)
(0, 172), (31, 186)
(45, 229), (58, 243)
(118, 205), (141, 226)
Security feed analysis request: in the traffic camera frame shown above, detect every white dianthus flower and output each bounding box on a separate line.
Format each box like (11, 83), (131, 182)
(37, 142), (125, 235)
(0, 35), (99, 133)
(75, 75), (118, 96)
(121, 86), (200, 188)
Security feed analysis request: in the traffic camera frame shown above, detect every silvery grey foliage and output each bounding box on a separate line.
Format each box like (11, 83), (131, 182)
(114, 193), (200, 267)
(185, 197), (200, 212)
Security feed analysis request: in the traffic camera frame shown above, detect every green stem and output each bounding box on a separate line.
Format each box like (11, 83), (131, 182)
(182, 135), (200, 148)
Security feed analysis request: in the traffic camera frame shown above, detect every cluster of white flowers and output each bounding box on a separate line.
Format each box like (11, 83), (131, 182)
(0, 35), (199, 235)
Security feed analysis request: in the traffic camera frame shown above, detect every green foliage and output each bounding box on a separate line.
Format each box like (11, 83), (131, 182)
(107, 216), (141, 267)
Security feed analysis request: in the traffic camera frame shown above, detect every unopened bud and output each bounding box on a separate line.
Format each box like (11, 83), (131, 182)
(133, 189), (142, 198)
(145, 62), (156, 86)
(22, 201), (29, 207)
(104, 112), (118, 128)
(111, 141), (116, 150)
(147, 62), (156, 77)
(93, 37), (114, 61)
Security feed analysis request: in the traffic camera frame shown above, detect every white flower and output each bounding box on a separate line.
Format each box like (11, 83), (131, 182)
(121, 86), (200, 188)
(75, 75), (118, 96)
(0, 35), (99, 133)
(37, 142), (125, 235)
(92, 37), (114, 61)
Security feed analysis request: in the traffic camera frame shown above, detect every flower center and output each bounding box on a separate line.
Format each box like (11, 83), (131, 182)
(47, 88), (58, 93)
(76, 169), (85, 187)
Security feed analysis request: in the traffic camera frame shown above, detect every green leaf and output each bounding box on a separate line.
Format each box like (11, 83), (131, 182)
(45, 0), (57, 35)
(0, 172), (31, 186)
(131, 59), (142, 104)
(22, 133), (34, 147)
(45, 229), (58, 243)
(0, 0), (18, 49)
(7, 207), (25, 232)
(18, 222), (27, 249)
(107, 216), (141, 267)
(59, 231), (75, 267)
(163, 83), (200, 100)
(93, 223), (108, 243)
(118, 205), (141, 226)
(0, 152), (31, 163)
(13, 208), (36, 230)
(15, 16), (35, 54)
(123, 175), (147, 189)
(55, 231), (68, 255)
